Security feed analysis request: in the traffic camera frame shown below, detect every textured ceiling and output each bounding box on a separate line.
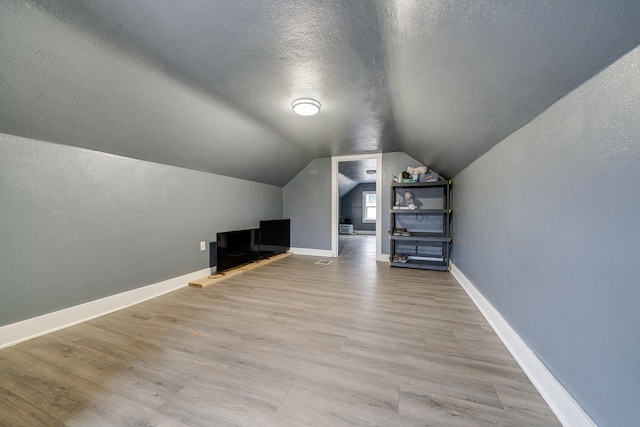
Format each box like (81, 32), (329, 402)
(338, 159), (377, 198)
(2, 1), (640, 186)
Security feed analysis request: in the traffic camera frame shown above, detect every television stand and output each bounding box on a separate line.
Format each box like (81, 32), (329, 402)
(188, 252), (292, 288)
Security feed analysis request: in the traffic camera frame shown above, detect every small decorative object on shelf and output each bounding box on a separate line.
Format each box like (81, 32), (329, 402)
(389, 176), (452, 271)
(407, 166), (428, 175)
(401, 171), (417, 183)
(404, 191), (414, 206)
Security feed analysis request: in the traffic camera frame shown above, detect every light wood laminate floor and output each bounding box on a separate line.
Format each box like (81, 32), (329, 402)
(0, 236), (561, 426)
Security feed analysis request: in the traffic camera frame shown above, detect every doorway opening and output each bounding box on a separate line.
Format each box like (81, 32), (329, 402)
(331, 154), (383, 261)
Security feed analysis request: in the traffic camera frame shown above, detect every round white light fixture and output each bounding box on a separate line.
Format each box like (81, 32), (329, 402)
(292, 98), (321, 116)
(366, 169), (376, 175)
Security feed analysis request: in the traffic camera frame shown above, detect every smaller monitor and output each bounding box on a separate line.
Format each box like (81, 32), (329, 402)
(259, 219), (290, 258)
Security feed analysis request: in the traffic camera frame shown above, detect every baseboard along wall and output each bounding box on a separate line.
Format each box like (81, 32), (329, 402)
(0, 268), (210, 350)
(0, 249), (329, 349)
(289, 247), (335, 258)
(450, 262), (596, 427)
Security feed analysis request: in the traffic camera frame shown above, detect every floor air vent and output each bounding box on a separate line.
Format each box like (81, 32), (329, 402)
(315, 260), (333, 265)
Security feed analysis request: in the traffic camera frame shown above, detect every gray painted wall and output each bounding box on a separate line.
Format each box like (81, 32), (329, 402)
(451, 45), (640, 426)
(0, 133), (282, 327)
(381, 152), (423, 255)
(282, 153), (428, 255)
(340, 183), (376, 232)
(283, 158), (332, 250)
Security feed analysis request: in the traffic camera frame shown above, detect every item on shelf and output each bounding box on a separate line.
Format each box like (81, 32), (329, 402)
(392, 227), (408, 236)
(409, 255), (443, 262)
(407, 166), (428, 175)
(393, 254), (409, 263)
(419, 173), (439, 182)
(401, 171), (417, 183)
(404, 191), (414, 206)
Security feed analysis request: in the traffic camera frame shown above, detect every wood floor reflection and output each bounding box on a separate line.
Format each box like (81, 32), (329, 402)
(338, 234), (376, 261)
(0, 243), (561, 426)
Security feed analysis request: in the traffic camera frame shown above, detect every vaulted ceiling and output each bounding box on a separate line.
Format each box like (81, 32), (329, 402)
(2, 1), (640, 186)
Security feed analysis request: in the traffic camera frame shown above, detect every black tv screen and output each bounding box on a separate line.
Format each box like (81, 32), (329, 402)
(216, 228), (260, 273)
(259, 219), (290, 258)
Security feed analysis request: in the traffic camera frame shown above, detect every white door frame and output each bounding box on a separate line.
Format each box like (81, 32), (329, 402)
(331, 153), (384, 261)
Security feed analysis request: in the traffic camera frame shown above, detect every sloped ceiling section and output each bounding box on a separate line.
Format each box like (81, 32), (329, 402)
(2, 1), (640, 185)
(389, 0), (640, 177)
(338, 159), (377, 198)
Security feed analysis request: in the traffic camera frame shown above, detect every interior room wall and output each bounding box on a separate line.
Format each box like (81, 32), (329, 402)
(283, 157), (332, 250)
(0, 133), (283, 327)
(339, 183), (376, 232)
(451, 45), (640, 426)
(284, 153), (426, 254)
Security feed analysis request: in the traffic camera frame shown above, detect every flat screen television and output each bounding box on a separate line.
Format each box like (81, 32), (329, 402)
(259, 219), (290, 259)
(215, 228), (260, 273)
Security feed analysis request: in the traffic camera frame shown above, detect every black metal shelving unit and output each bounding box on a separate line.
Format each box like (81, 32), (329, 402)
(389, 179), (452, 271)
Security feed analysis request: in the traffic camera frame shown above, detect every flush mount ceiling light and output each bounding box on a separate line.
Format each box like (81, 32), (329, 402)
(292, 98), (321, 116)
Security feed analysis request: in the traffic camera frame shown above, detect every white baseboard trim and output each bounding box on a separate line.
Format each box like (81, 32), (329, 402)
(450, 263), (596, 427)
(289, 247), (335, 258)
(0, 267), (210, 350)
(354, 230), (375, 235)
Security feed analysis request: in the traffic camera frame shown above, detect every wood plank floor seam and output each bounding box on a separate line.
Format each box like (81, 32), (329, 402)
(0, 236), (561, 426)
